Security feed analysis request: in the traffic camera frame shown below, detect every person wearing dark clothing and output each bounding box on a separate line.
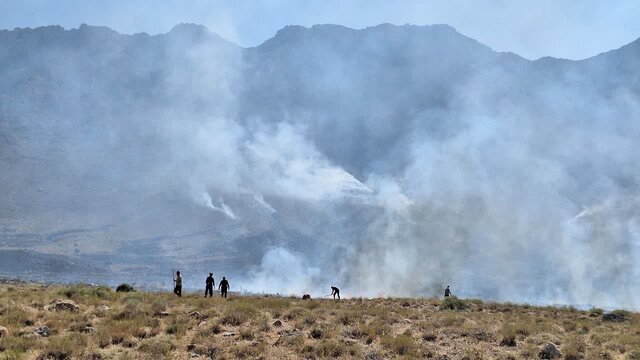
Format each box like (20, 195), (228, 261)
(205, 273), (215, 298)
(218, 277), (230, 298)
(444, 285), (451, 298)
(173, 271), (182, 297)
(331, 286), (340, 300)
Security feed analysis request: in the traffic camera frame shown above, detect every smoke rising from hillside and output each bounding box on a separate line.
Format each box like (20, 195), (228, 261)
(1, 24), (639, 308)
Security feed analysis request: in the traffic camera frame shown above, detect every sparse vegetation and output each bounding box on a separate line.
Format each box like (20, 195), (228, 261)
(0, 283), (637, 359)
(382, 333), (416, 355)
(220, 302), (258, 326)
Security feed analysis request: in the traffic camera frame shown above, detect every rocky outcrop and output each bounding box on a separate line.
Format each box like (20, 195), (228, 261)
(602, 311), (629, 323)
(19, 326), (50, 338)
(538, 342), (561, 359)
(46, 299), (79, 312)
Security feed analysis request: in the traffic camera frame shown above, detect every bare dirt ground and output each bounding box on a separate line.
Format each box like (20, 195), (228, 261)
(0, 283), (638, 359)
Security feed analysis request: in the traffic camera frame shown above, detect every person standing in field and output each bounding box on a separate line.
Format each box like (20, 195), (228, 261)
(204, 273), (215, 298)
(218, 276), (230, 298)
(444, 285), (451, 298)
(173, 271), (183, 297)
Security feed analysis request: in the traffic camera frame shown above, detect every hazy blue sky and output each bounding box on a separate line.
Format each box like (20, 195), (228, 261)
(1, 0), (639, 59)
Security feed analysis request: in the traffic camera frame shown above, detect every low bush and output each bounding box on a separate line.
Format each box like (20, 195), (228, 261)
(626, 350), (640, 360)
(589, 307), (604, 316)
(138, 336), (175, 356)
(436, 313), (466, 328)
(500, 333), (517, 347)
(115, 284), (135, 292)
(335, 311), (357, 326)
(112, 303), (143, 321)
(382, 334), (415, 356)
(36, 351), (71, 360)
(166, 320), (187, 336)
(439, 296), (467, 311)
(220, 303), (257, 326)
(257, 315), (271, 332)
(284, 307), (308, 321)
(314, 339), (347, 358)
(562, 336), (585, 360)
(59, 285), (113, 301)
(359, 319), (391, 343)
(257, 298), (291, 314)
(232, 342), (266, 359)
(239, 328), (254, 340)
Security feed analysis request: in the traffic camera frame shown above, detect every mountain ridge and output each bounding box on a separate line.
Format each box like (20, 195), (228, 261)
(2, 22), (638, 61)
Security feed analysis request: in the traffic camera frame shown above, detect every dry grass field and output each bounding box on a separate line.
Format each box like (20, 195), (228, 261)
(0, 283), (638, 359)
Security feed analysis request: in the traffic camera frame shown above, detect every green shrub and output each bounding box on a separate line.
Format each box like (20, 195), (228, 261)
(220, 303), (257, 326)
(499, 325), (517, 347)
(239, 328), (255, 340)
(468, 298), (484, 305)
(382, 334), (415, 356)
(166, 321), (187, 336)
(301, 301), (321, 310)
(589, 307), (604, 316)
(626, 350), (640, 360)
(112, 302), (143, 321)
(314, 340), (346, 358)
(284, 307), (309, 321)
(439, 296), (467, 311)
(258, 315), (271, 332)
(436, 313), (466, 328)
(563, 336), (585, 360)
(257, 298), (291, 318)
(150, 299), (167, 314)
(335, 311), (357, 326)
(138, 336), (175, 356)
(59, 285), (113, 300)
(232, 342), (266, 359)
(35, 351), (71, 360)
(45, 333), (88, 357)
(0, 334), (39, 354)
(359, 320), (391, 342)
(0, 305), (30, 329)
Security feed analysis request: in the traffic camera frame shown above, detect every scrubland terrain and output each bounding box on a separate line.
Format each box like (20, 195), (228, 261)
(0, 283), (638, 360)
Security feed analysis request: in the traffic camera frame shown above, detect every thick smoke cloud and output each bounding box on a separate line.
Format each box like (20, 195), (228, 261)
(236, 25), (640, 308)
(334, 60), (640, 306)
(1, 23), (639, 309)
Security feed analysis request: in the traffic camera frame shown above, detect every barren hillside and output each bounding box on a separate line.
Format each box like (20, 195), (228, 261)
(0, 283), (638, 359)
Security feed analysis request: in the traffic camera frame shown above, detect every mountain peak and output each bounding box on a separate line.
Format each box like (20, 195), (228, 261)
(258, 23), (493, 58)
(77, 23), (117, 33)
(169, 23), (210, 35)
(269, 23), (461, 40)
(271, 25), (308, 38)
(167, 23), (233, 45)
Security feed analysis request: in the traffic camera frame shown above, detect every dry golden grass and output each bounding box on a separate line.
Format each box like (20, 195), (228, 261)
(0, 284), (638, 359)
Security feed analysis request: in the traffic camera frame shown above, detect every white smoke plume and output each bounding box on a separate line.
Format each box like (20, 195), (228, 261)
(198, 192), (238, 220)
(1, 24), (639, 309)
(253, 193), (276, 215)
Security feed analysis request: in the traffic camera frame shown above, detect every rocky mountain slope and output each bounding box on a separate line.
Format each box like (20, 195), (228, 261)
(0, 24), (639, 306)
